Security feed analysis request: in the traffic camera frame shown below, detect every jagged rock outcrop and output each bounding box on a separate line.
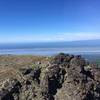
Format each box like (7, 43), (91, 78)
(0, 79), (22, 100)
(0, 53), (100, 100)
(55, 54), (100, 100)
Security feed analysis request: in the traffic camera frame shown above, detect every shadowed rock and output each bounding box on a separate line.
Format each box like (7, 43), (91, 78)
(0, 53), (100, 100)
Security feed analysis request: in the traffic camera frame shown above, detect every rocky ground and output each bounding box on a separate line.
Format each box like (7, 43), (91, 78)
(0, 53), (100, 100)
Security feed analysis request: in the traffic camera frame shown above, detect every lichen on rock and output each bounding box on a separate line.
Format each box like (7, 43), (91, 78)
(0, 53), (100, 100)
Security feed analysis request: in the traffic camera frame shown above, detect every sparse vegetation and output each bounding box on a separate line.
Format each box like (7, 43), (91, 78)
(0, 54), (100, 100)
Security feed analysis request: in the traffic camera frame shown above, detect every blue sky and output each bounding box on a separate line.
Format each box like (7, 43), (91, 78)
(0, 0), (100, 43)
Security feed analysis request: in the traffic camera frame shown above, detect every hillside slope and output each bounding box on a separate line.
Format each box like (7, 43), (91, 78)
(0, 53), (100, 100)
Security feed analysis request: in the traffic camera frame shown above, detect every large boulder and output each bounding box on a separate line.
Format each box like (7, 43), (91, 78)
(55, 55), (100, 100)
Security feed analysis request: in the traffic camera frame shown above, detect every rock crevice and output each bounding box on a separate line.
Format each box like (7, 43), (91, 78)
(0, 53), (100, 100)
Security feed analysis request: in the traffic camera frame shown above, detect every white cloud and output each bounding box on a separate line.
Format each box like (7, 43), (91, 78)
(53, 33), (100, 41)
(0, 33), (100, 43)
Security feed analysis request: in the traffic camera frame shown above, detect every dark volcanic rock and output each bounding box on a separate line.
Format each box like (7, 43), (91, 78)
(21, 68), (32, 75)
(0, 79), (22, 100)
(55, 54), (100, 100)
(0, 53), (100, 100)
(52, 53), (74, 64)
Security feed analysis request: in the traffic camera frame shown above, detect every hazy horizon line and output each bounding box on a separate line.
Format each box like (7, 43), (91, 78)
(0, 33), (100, 43)
(0, 39), (100, 44)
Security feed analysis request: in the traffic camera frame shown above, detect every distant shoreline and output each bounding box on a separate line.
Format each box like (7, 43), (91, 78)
(0, 53), (100, 63)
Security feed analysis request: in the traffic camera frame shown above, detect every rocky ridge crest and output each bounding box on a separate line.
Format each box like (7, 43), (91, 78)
(0, 53), (100, 100)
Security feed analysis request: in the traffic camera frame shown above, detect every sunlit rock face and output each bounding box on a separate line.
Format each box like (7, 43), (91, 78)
(0, 53), (100, 100)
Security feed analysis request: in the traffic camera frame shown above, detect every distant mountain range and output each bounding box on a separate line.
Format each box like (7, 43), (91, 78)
(0, 39), (100, 49)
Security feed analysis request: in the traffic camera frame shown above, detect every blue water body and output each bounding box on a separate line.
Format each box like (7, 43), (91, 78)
(0, 47), (100, 55)
(0, 42), (100, 61)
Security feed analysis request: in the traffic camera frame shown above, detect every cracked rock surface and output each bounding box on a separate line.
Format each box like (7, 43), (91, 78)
(0, 54), (100, 100)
